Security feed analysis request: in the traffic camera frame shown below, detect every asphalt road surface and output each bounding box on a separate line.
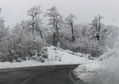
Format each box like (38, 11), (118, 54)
(0, 64), (86, 84)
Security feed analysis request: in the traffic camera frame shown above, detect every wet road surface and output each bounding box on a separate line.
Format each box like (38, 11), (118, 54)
(0, 64), (86, 84)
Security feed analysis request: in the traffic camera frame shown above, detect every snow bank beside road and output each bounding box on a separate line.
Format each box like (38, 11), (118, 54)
(75, 48), (119, 83)
(73, 62), (102, 82)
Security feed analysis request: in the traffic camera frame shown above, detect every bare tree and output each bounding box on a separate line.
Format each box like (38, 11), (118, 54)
(46, 6), (61, 46)
(65, 14), (76, 41)
(27, 6), (43, 38)
(91, 15), (103, 42)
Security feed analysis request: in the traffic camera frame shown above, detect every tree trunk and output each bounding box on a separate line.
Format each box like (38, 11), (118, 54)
(32, 16), (35, 35)
(55, 20), (59, 44)
(53, 32), (57, 46)
(52, 17), (58, 47)
(39, 28), (43, 39)
(70, 22), (75, 41)
(36, 21), (43, 39)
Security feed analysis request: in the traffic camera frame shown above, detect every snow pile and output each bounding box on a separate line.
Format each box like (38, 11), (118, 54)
(73, 62), (102, 82)
(47, 46), (95, 64)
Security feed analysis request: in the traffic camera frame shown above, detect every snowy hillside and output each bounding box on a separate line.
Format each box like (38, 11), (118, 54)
(0, 46), (100, 69)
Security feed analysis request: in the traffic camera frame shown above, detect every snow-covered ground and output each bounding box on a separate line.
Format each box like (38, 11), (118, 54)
(75, 46), (119, 83)
(0, 46), (98, 69)
(0, 46), (108, 83)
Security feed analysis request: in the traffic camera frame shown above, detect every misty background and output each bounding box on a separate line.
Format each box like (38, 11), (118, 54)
(0, 0), (119, 27)
(0, 1), (118, 84)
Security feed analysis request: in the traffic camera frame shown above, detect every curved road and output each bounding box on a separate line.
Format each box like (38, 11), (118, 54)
(0, 65), (86, 84)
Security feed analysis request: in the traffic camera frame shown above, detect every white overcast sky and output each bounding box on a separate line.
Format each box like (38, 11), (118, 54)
(0, 0), (119, 27)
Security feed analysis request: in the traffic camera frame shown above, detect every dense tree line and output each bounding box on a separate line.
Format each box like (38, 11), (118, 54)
(0, 6), (118, 62)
